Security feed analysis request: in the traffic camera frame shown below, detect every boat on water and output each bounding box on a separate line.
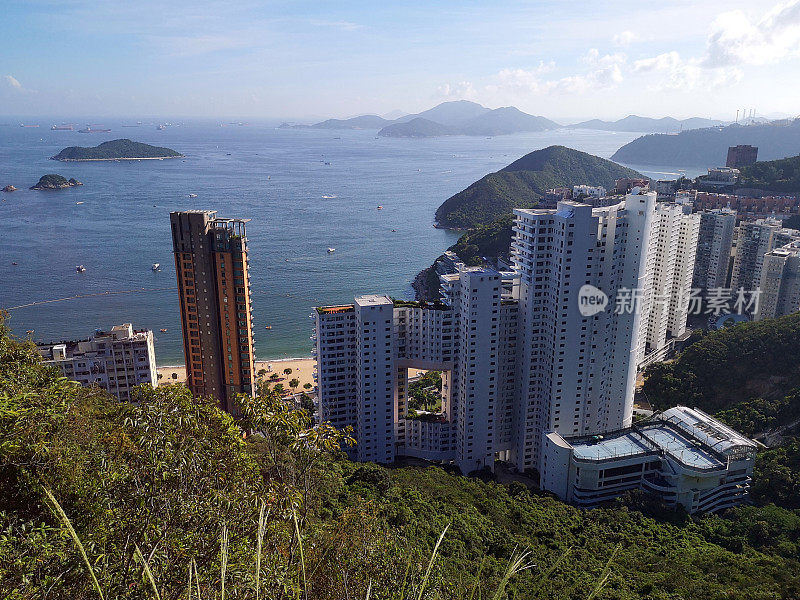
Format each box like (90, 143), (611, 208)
(152, 263), (161, 271)
(265, 325), (272, 330)
(156, 124), (166, 130)
(76, 201), (84, 205)
(11, 262), (18, 266)
(78, 126), (111, 133)
(188, 193), (198, 198)
(327, 247), (335, 253)
(159, 328), (168, 332)
(51, 124), (73, 131)
(76, 265), (86, 273)
(377, 205), (383, 210)
(19, 124), (39, 128)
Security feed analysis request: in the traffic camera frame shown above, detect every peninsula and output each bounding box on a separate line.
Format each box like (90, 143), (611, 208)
(30, 174), (83, 190)
(50, 139), (183, 161)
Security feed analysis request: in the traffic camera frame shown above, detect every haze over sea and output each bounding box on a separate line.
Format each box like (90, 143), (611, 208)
(0, 120), (706, 364)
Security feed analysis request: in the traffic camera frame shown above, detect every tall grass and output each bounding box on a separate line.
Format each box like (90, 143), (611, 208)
(42, 486), (606, 599)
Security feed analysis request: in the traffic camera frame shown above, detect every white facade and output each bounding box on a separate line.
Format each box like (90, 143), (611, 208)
(731, 218), (800, 293)
(693, 208), (736, 290)
(572, 184), (606, 199)
(541, 406), (756, 514)
(511, 192), (656, 472)
(755, 241), (800, 321)
(316, 192), (662, 476)
(636, 204), (700, 366)
(38, 324), (156, 402)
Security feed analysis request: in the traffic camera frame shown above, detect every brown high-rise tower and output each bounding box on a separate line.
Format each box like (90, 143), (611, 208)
(170, 210), (256, 412)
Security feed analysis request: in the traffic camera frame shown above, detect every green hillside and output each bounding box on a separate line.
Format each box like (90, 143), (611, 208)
(611, 120), (800, 167)
(51, 139), (183, 161)
(377, 117), (457, 138)
(739, 154), (800, 192)
(4, 317), (800, 599)
(642, 313), (800, 414)
(434, 145), (644, 229)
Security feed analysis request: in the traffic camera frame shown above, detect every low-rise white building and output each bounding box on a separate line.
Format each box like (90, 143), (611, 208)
(38, 324), (157, 402)
(572, 184), (606, 199)
(541, 406), (756, 514)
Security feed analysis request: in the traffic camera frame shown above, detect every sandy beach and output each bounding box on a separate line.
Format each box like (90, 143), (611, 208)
(157, 360), (428, 391)
(157, 357), (317, 390)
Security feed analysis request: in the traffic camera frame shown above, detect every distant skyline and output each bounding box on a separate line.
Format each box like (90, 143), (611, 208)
(2, 0), (800, 121)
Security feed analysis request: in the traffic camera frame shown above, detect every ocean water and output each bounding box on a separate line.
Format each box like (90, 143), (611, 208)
(0, 120), (705, 363)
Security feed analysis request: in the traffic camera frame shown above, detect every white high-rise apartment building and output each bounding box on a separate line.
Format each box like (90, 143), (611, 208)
(731, 218), (800, 293)
(511, 191), (656, 471)
(693, 208), (736, 290)
(636, 203), (700, 366)
(37, 324), (157, 402)
(755, 241), (800, 321)
(315, 191), (657, 475)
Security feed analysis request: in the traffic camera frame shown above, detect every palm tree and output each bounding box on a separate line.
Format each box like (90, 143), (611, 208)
(303, 382), (312, 390)
(289, 378), (300, 392)
(257, 368), (267, 379)
(283, 367), (293, 376)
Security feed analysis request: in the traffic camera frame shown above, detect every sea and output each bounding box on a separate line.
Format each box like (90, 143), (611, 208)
(0, 119), (707, 364)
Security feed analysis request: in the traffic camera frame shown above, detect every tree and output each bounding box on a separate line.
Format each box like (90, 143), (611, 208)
(283, 367), (293, 376)
(289, 378), (300, 392)
(303, 382), (312, 390)
(269, 372), (280, 381)
(257, 368), (268, 378)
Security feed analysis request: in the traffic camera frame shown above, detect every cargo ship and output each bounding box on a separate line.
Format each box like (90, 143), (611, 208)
(51, 124), (74, 131)
(19, 123), (39, 128)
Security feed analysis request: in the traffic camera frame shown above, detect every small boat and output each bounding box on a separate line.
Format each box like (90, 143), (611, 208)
(152, 263), (161, 271)
(391, 229), (397, 232)
(76, 201), (84, 205)
(51, 124), (73, 131)
(377, 205), (383, 210)
(26, 330), (34, 335)
(157, 124), (166, 130)
(324, 161), (331, 165)
(11, 262), (18, 266)
(265, 325), (272, 330)
(76, 265), (86, 273)
(188, 193), (198, 198)
(327, 247), (335, 253)
(159, 328), (168, 332)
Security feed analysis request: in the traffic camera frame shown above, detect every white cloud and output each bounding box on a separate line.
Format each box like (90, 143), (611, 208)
(612, 30), (639, 47)
(5, 75), (22, 90)
(704, 1), (800, 67)
(309, 19), (362, 32)
(437, 81), (478, 101)
(633, 51), (743, 91)
(582, 48), (627, 67)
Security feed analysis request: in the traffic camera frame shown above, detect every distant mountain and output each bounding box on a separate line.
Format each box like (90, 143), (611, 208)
(459, 107), (560, 136)
(51, 139), (183, 161)
(396, 100), (491, 127)
(611, 119), (800, 167)
(382, 109), (408, 120)
(434, 145), (643, 229)
(378, 118), (457, 138)
(568, 115), (725, 133)
(310, 115), (392, 130)
(293, 100), (557, 137)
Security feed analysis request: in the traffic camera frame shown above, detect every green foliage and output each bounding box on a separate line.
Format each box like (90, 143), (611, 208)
(739, 154), (800, 192)
(642, 313), (800, 412)
(6, 316), (800, 598)
(435, 145), (643, 229)
(51, 139), (182, 161)
(407, 371), (443, 412)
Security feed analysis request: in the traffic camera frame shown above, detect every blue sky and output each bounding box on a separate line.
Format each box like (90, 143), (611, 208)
(2, 0), (800, 120)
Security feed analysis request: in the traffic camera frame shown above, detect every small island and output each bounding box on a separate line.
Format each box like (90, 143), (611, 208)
(50, 139), (183, 162)
(2, 185), (16, 192)
(30, 174), (83, 190)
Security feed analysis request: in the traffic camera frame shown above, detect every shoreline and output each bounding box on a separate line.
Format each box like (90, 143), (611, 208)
(50, 155), (185, 162)
(157, 356), (314, 369)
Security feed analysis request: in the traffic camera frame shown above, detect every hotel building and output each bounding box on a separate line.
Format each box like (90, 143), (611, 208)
(38, 323), (156, 402)
(170, 210), (256, 412)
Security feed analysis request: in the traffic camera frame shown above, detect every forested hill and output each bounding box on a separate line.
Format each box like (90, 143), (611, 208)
(738, 154), (800, 193)
(5, 316), (800, 598)
(51, 139), (183, 161)
(434, 145), (643, 230)
(611, 119), (800, 167)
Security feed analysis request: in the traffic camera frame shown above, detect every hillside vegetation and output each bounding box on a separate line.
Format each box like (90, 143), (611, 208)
(642, 313), (800, 414)
(5, 316), (800, 599)
(611, 120), (800, 167)
(434, 145), (643, 229)
(739, 154), (800, 192)
(51, 139), (183, 161)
